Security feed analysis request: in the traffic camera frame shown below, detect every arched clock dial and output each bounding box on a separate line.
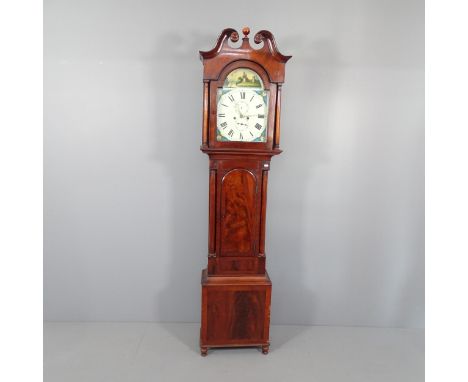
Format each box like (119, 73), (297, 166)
(216, 68), (268, 143)
(217, 88), (267, 142)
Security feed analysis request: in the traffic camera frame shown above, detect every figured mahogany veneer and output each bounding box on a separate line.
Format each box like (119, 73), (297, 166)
(199, 27), (290, 356)
(200, 269), (271, 356)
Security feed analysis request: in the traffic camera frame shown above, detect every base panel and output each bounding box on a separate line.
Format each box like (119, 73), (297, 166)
(200, 269), (271, 355)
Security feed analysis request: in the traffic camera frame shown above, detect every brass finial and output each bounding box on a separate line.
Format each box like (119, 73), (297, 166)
(242, 27), (250, 37)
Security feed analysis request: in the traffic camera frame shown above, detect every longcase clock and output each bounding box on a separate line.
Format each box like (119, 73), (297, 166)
(199, 27), (291, 356)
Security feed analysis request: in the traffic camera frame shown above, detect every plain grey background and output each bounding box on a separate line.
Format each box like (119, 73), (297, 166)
(44, 0), (424, 327)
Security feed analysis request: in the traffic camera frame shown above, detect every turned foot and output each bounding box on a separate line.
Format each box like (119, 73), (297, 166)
(200, 346), (208, 357)
(261, 344), (269, 355)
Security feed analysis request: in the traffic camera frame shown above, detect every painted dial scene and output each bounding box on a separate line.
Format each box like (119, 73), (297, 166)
(216, 68), (268, 142)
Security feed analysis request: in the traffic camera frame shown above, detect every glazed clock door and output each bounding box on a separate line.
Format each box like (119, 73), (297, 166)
(216, 68), (269, 143)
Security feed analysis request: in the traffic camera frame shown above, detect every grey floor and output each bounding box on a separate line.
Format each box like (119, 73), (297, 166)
(44, 323), (424, 382)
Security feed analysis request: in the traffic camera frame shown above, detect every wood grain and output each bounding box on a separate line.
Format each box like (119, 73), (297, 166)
(220, 169), (257, 257)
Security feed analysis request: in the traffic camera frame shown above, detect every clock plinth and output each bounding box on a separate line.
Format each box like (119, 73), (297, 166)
(200, 269), (271, 355)
(198, 28), (290, 355)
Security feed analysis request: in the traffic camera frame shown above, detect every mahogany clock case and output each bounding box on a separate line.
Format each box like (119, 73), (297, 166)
(199, 27), (290, 356)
